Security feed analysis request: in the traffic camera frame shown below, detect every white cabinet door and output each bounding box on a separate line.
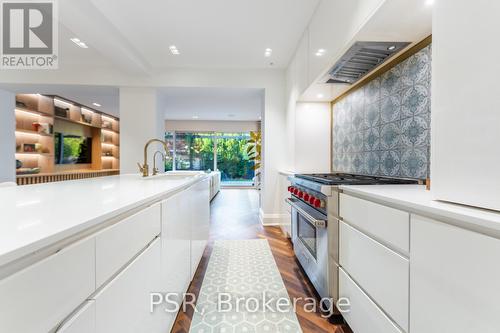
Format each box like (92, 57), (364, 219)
(340, 222), (409, 331)
(161, 190), (191, 293)
(339, 268), (402, 333)
(295, 31), (310, 96)
(160, 189), (192, 333)
(95, 203), (161, 287)
(57, 301), (95, 333)
(94, 239), (162, 333)
(190, 178), (210, 279)
(340, 193), (410, 254)
(0, 237), (95, 333)
(410, 215), (500, 332)
(431, 1), (500, 211)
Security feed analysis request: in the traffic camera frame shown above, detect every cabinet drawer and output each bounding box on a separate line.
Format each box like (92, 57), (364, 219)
(57, 301), (96, 333)
(94, 238), (162, 333)
(339, 268), (402, 333)
(95, 203), (161, 287)
(340, 193), (409, 253)
(340, 222), (409, 331)
(0, 237), (95, 333)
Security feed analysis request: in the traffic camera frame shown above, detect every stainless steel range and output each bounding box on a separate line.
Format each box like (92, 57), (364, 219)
(286, 173), (420, 308)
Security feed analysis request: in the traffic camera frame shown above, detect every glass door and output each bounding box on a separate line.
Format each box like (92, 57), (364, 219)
(215, 132), (255, 187)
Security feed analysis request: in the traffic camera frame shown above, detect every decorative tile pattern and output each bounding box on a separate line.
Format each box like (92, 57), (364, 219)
(332, 45), (432, 178)
(190, 240), (302, 333)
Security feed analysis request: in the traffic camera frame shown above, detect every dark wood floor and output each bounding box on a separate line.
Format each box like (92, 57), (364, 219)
(171, 189), (352, 333)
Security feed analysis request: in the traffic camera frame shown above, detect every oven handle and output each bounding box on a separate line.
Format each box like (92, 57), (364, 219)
(285, 198), (327, 228)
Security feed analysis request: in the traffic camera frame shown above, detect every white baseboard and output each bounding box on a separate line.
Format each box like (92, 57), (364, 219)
(259, 208), (290, 226)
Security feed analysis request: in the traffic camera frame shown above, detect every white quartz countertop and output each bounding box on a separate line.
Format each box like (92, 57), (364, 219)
(0, 173), (207, 267)
(340, 185), (500, 237)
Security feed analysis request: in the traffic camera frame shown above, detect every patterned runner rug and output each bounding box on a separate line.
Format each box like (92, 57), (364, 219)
(190, 239), (302, 333)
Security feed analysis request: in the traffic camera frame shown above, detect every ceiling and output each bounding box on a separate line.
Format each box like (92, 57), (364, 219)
(0, 84), (120, 116)
(0, 84), (264, 121)
(160, 87), (263, 121)
(57, 0), (319, 72)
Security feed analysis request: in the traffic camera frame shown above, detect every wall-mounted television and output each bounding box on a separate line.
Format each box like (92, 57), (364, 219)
(55, 132), (92, 164)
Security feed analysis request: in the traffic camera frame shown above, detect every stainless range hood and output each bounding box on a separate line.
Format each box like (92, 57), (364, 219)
(322, 41), (410, 84)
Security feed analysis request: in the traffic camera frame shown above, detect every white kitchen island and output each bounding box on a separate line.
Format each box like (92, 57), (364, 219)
(0, 173), (210, 333)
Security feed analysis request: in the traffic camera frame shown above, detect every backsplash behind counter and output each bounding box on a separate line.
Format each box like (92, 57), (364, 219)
(332, 44), (431, 179)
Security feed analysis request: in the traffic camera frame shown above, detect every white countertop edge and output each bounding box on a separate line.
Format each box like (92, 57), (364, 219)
(0, 174), (208, 268)
(278, 170), (296, 176)
(339, 185), (500, 238)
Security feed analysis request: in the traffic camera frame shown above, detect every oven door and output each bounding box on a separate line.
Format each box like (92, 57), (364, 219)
(286, 197), (329, 299)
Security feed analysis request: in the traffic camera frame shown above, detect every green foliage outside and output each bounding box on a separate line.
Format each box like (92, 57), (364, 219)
(165, 132), (256, 182)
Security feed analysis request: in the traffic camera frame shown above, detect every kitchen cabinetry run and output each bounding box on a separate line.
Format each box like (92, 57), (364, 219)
(339, 187), (500, 333)
(0, 175), (210, 333)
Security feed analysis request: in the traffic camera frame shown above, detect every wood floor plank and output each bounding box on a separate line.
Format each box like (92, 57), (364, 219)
(171, 189), (352, 333)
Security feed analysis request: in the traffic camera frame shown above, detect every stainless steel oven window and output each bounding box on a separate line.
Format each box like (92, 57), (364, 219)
(297, 214), (317, 259)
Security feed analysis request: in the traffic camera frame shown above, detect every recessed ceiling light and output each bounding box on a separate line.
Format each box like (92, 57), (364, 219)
(264, 48), (272, 57)
(70, 37), (88, 49)
(317, 93), (324, 99)
(387, 45), (397, 51)
(315, 49), (326, 56)
(192, 115), (199, 119)
(425, 0), (434, 6)
(92, 102), (101, 107)
(169, 45), (180, 55)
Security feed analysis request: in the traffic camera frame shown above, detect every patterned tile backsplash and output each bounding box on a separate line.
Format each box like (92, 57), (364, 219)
(332, 44), (431, 179)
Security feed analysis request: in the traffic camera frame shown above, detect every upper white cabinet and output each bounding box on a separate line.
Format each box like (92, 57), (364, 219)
(410, 215), (500, 333)
(291, 30), (310, 97)
(431, 1), (500, 211)
(307, 0), (385, 86)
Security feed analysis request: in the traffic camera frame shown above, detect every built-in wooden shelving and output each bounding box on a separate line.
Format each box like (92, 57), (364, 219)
(15, 94), (120, 184)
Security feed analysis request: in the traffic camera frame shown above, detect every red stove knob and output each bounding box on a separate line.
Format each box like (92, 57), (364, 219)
(309, 196), (316, 205)
(293, 188), (299, 195)
(287, 186), (293, 192)
(314, 198), (321, 208)
(304, 193), (310, 201)
(298, 191), (304, 199)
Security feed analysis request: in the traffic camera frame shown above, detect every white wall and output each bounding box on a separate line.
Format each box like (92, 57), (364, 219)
(165, 120), (260, 133)
(431, 0), (500, 211)
(0, 53), (286, 226)
(0, 89), (15, 183)
(120, 87), (164, 174)
(294, 102), (331, 173)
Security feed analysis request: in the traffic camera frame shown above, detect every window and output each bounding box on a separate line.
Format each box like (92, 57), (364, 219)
(216, 132), (254, 186)
(165, 131), (258, 187)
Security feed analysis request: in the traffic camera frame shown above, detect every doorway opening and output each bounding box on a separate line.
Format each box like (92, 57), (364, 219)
(165, 131), (257, 187)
